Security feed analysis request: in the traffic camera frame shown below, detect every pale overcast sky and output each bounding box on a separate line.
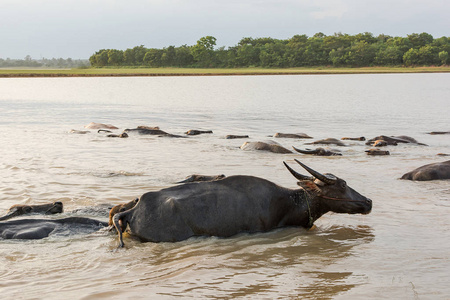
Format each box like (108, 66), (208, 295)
(1, 0), (449, 59)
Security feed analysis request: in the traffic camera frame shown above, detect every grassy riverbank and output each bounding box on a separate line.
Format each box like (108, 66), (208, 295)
(1, 66), (449, 77)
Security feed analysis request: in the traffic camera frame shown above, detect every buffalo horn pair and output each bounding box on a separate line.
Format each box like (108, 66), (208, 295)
(283, 159), (337, 185)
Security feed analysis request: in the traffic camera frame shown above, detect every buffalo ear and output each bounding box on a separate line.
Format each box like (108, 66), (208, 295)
(314, 179), (325, 187)
(297, 180), (322, 194)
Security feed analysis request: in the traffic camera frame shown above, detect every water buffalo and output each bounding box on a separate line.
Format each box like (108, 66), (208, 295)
(292, 146), (342, 156)
(365, 149), (390, 156)
(240, 141), (292, 154)
(226, 135), (249, 139)
(368, 140), (389, 147)
(109, 175), (225, 225)
(176, 174), (226, 184)
(341, 137), (365, 141)
(84, 122), (118, 130)
(124, 127), (183, 138)
(185, 130), (213, 135)
(366, 135), (427, 146)
(137, 125), (160, 130)
(124, 127), (169, 135)
(106, 132), (128, 138)
(113, 160), (372, 247)
(0, 217), (108, 240)
(427, 131), (450, 135)
(305, 138), (346, 146)
(400, 160), (450, 181)
(0, 202), (63, 221)
(273, 133), (313, 139)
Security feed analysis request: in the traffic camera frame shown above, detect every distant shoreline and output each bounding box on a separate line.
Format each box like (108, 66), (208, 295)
(1, 66), (449, 78)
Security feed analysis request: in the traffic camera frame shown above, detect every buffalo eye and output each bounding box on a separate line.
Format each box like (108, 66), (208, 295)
(340, 181), (347, 189)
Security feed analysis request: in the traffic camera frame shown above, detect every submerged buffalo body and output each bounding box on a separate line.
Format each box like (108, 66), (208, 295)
(305, 138), (346, 146)
(226, 135), (249, 139)
(341, 137), (365, 141)
(366, 135), (427, 146)
(240, 141), (292, 153)
(84, 122), (118, 130)
(401, 160), (450, 181)
(292, 146), (342, 156)
(106, 132), (129, 138)
(0, 217), (108, 240)
(365, 149), (390, 156)
(113, 161), (372, 246)
(185, 130), (213, 135)
(124, 127), (183, 138)
(273, 133), (313, 139)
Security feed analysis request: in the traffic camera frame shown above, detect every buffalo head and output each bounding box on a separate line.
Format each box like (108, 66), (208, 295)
(283, 160), (372, 215)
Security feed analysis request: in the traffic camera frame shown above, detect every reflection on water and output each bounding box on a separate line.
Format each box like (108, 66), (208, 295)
(100, 225), (374, 299)
(0, 74), (449, 298)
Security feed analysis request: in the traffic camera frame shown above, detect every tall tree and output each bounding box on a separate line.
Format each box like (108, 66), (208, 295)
(191, 36), (217, 67)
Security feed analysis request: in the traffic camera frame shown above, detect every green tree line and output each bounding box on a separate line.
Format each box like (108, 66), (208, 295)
(89, 32), (450, 68)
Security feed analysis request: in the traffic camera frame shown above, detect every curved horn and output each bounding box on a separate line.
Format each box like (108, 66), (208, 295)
(283, 161), (314, 181)
(294, 159), (337, 185)
(292, 146), (317, 154)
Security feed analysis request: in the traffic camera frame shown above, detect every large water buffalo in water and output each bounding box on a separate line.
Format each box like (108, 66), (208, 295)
(108, 176), (227, 226)
(0, 202), (63, 221)
(401, 160), (450, 181)
(113, 160), (372, 247)
(0, 217), (108, 240)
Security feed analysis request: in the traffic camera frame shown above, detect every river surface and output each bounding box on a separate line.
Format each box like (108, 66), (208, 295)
(0, 74), (449, 299)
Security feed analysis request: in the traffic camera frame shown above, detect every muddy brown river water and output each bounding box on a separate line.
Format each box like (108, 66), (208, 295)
(0, 74), (449, 299)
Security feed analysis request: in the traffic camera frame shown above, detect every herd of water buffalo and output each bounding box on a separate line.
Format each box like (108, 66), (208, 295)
(1, 122), (449, 246)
